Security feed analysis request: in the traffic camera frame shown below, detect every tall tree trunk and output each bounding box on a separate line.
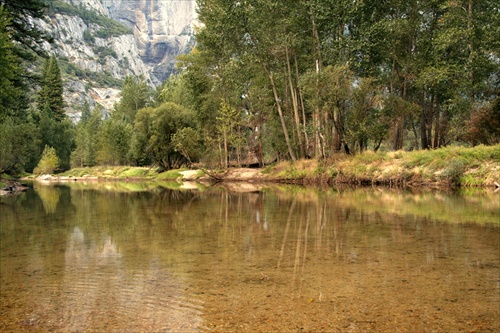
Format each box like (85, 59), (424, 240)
(295, 55), (309, 156)
(332, 105), (341, 152)
(393, 76), (407, 150)
(439, 106), (450, 146)
(411, 118), (420, 150)
(263, 64), (297, 161)
(392, 116), (404, 151)
(314, 60), (322, 158)
(433, 93), (441, 148)
(467, 0), (474, 112)
(224, 133), (228, 167)
(420, 94), (430, 149)
(286, 46), (304, 158)
(311, 12), (323, 158)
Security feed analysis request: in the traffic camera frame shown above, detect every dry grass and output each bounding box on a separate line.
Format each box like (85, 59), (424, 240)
(264, 145), (500, 187)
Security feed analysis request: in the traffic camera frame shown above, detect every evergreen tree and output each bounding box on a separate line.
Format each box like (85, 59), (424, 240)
(114, 76), (152, 124)
(96, 117), (132, 166)
(80, 101), (91, 123)
(1, 0), (51, 60)
(0, 6), (27, 121)
(38, 55), (65, 121)
(38, 111), (74, 171)
(0, 6), (38, 174)
(71, 104), (103, 167)
(33, 54), (73, 171)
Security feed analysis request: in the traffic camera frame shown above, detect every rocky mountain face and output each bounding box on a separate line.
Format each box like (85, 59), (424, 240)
(38, 0), (197, 121)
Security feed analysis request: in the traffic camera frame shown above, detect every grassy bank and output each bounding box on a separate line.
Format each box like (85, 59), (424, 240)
(268, 144), (500, 187)
(54, 166), (192, 181)
(21, 144), (500, 188)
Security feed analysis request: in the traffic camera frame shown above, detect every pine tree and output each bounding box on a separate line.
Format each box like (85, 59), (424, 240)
(38, 55), (65, 122)
(114, 76), (151, 124)
(1, 0), (51, 60)
(0, 6), (38, 174)
(0, 6), (26, 121)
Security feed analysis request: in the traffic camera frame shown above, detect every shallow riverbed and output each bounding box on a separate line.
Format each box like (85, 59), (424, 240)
(1, 182), (499, 332)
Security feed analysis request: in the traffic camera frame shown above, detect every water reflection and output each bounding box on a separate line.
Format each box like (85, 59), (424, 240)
(35, 184), (61, 214)
(54, 227), (202, 332)
(0, 182), (498, 332)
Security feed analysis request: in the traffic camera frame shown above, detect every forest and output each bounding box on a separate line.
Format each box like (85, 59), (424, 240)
(0, 0), (499, 176)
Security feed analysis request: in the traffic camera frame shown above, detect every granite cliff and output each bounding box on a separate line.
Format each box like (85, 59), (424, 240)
(38, 0), (197, 120)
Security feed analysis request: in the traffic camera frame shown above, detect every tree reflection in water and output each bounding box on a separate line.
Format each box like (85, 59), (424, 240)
(0, 183), (498, 332)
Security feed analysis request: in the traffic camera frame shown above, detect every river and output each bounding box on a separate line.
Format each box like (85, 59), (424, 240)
(1, 181), (499, 332)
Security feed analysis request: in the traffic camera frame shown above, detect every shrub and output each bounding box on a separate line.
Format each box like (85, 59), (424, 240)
(441, 158), (466, 184)
(34, 146), (60, 175)
(83, 29), (95, 44)
(96, 46), (118, 59)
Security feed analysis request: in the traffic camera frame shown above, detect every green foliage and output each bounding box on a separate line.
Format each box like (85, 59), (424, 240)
(1, 0), (50, 60)
(37, 113), (75, 171)
(0, 7), (29, 122)
(96, 117), (133, 166)
(130, 102), (198, 170)
(191, 0), (499, 160)
(96, 46), (118, 60)
(27, 0), (497, 172)
(83, 29), (95, 44)
(129, 107), (155, 165)
(37, 56), (74, 169)
(171, 127), (202, 165)
(38, 55), (65, 122)
(34, 145), (60, 174)
(216, 101), (246, 167)
(277, 165), (307, 180)
(157, 73), (196, 108)
(114, 76), (152, 124)
(71, 105), (103, 168)
(0, 117), (39, 174)
(441, 158), (467, 184)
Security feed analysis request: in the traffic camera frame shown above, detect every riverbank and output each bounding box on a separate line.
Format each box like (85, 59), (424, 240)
(269, 144), (500, 188)
(12, 144), (500, 189)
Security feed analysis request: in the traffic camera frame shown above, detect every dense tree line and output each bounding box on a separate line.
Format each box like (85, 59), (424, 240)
(1, 0), (52, 174)
(1, 0), (499, 175)
(82, 0), (499, 170)
(178, 0), (499, 165)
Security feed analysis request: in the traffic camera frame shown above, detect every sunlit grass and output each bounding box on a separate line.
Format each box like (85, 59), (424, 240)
(157, 169), (182, 180)
(120, 167), (154, 178)
(330, 144), (500, 186)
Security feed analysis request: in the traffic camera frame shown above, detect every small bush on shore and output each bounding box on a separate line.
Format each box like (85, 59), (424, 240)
(34, 146), (60, 175)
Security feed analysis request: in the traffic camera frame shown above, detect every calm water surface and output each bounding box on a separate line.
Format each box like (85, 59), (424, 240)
(0, 182), (499, 332)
